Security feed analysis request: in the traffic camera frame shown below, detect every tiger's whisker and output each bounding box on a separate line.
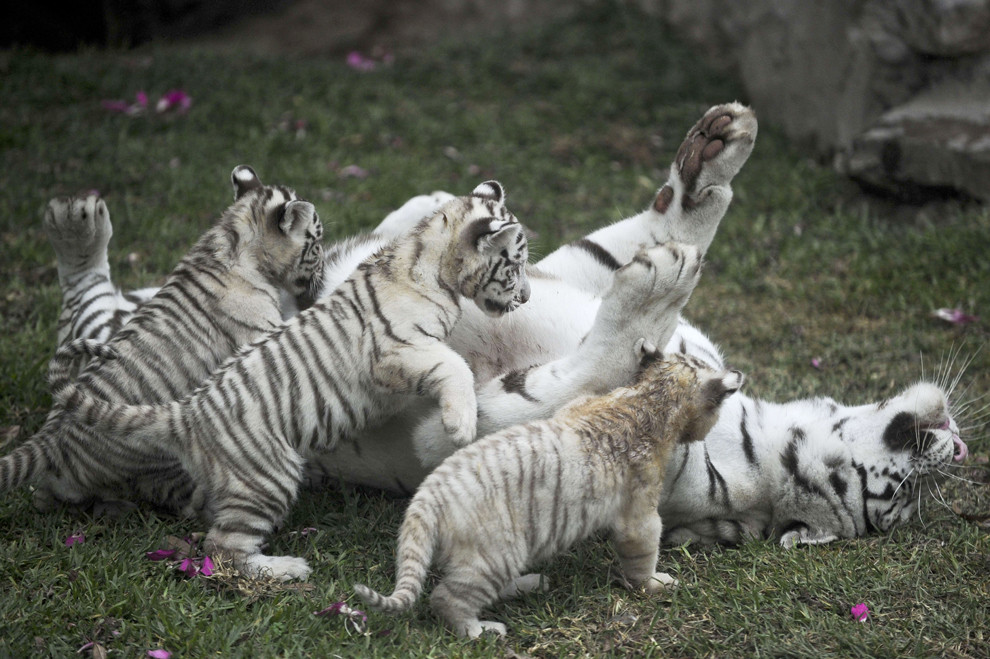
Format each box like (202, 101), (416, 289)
(936, 468), (983, 486)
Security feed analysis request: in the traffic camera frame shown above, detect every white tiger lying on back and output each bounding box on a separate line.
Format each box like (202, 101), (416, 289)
(57, 181), (531, 581)
(354, 318), (744, 638)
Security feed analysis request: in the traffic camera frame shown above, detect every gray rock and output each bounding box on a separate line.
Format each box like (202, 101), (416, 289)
(842, 81), (990, 201)
(649, 0), (990, 200)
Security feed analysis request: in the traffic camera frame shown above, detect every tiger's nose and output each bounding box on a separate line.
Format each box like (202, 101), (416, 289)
(518, 278), (531, 304)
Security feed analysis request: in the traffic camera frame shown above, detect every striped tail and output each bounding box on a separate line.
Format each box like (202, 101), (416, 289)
(48, 338), (120, 398)
(353, 500), (439, 614)
(0, 428), (57, 492)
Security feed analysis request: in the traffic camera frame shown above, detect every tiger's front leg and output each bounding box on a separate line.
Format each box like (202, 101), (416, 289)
(44, 195), (157, 349)
(382, 343), (478, 447)
(535, 102), (757, 296)
(612, 508), (674, 594)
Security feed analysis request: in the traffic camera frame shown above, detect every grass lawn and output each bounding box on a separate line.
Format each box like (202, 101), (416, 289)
(1, 2), (988, 656)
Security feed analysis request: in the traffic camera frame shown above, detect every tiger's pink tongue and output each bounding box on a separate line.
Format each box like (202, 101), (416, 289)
(954, 436), (968, 463)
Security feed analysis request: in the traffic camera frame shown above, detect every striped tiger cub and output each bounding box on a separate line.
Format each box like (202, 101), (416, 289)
(2, 165), (325, 516)
(354, 328), (744, 638)
(57, 181), (531, 581)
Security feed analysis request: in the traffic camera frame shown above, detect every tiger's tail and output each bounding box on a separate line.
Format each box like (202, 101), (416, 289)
(0, 339), (116, 493)
(353, 498), (440, 613)
(51, 340), (180, 454)
(0, 428), (58, 492)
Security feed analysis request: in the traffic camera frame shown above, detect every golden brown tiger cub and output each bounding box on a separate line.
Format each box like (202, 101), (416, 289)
(354, 343), (744, 638)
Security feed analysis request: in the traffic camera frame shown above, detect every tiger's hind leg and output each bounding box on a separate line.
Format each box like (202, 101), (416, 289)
(430, 570), (508, 639)
(535, 102), (757, 296)
(44, 195), (156, 348)
(203, 449), (312, 581)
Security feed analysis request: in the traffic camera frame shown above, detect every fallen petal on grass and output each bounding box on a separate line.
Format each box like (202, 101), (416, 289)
(314, 601), (368, 633)
(850, 603), (869, 622)
(346, 52), (377, 72)
(156, 89), (191, 113)
(932, 308), (979, 325)
(65, 532), (86, 547)
(811, 357), (823, 369)
(147, 650), (171, 659)
(338, 164), (370, 179)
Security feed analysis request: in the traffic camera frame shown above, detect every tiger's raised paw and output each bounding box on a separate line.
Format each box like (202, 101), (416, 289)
(44, 195), (113, 278)
(654, 102), (758, 215)
(374, 191), (456, 240)
(576, 243), (703, 392)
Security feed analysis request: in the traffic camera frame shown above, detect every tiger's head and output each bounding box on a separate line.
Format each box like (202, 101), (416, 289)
(227, 165), (326, 310)
(445, 181), (531, 317)
(842, 381), (964, 533)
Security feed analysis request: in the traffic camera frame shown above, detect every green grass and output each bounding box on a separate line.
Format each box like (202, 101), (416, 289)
(2, 2), (989, 656)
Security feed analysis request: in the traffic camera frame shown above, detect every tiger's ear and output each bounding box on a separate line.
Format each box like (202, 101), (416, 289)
(231, 165), (263, 200)
(481, 222), (523, 255)
(279, 200), (318, 240)
(721, 369), (744, 397)
(700, 368), (744, 409)
(471, 180), (505, 203)
(714, 368), (746, 405)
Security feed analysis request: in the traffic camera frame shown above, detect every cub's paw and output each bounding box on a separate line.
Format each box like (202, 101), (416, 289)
(643, 571), (679, 594)
(654, 103), (757, 214)
(43, 195), (113, 273)
(441, 396), (478, 447)
(241, 553), (313, 582)
(459, 620), (507, 639)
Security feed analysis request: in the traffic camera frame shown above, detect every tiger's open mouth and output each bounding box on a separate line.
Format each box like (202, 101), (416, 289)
(925, 418), (967, 462)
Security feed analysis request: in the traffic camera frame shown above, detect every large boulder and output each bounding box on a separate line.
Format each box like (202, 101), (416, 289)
(650, 0), (990, 201)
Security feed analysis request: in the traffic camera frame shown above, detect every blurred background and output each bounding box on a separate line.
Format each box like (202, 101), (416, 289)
(5, 0), (989, 203)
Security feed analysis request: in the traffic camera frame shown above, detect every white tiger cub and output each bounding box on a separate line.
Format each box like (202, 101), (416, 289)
(354, 327), (744, 638)
(57, 181), (531, 581)
(2, 166), (325, 515)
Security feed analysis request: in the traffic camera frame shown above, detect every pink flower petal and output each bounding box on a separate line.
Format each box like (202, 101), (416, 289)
(339, 164), (370, 179)
(346, 51), (377, 72)
(850, 603), (869, 622)
(200, 555), (215, 577)
(78, 641), (95, 652)
(811, 357), (823, 370)
(147, 650), (172, 659)
(177, 558), (198, 578)
(314, 601), (347, 617)
(135, 91), (149, 108)
(933, 308), (979, 325)
(65, 532), (86, 547)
